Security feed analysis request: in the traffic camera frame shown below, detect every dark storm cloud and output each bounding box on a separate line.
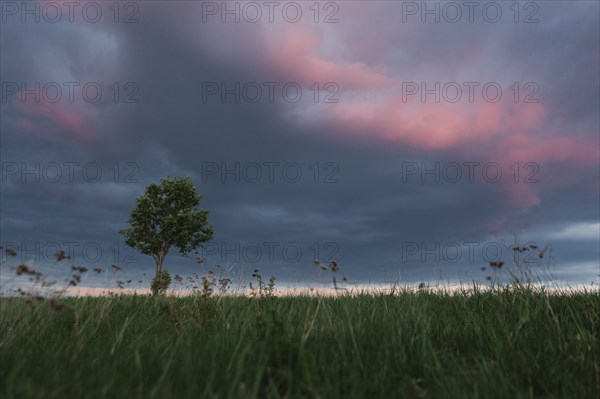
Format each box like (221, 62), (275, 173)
(1, 1), (598, 290)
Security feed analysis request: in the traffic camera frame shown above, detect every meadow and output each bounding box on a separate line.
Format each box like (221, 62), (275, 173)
(1, 286), (598, 398)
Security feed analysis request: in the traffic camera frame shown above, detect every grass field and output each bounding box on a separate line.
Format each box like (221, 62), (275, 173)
(1, 287), (598, 398)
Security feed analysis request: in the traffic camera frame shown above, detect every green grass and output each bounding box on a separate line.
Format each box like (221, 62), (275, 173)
(1, 287), (598, 398)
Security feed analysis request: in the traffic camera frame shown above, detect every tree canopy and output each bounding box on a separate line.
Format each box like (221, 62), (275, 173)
(120, 176), (213, 279)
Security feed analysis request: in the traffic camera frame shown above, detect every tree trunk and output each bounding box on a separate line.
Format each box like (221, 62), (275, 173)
(155, 252), (165, 279)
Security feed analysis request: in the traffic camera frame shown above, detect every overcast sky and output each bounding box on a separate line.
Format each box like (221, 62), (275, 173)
(1, 1), (599, 292)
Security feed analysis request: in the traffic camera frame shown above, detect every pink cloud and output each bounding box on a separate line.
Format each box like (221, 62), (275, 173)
(501, 135), (598, 166)
(326, 98), (546, 150)
(12, 98), (96, 142)
(324, 94), (598, 210)
(263, 24), (393, 90)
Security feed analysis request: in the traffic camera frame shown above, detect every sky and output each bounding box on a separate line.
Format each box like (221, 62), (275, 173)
(1, 1), (599, 294)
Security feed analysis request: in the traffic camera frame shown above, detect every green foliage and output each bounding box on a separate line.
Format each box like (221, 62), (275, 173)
(150, 269), (172, 296)
(200, 271), (215, 299)
(249, 269), (276, 298)
(119, 176), (213, 279)
(1, 289), (598, 398)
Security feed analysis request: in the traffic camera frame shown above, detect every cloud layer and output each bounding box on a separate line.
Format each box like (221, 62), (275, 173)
(1, 1), (598, 289)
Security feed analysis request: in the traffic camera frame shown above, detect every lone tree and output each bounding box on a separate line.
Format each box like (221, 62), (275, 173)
(120, 176), (214, 284)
